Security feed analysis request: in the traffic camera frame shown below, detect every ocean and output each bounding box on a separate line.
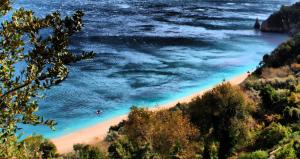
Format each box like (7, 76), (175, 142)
(14, 0), (296, 138)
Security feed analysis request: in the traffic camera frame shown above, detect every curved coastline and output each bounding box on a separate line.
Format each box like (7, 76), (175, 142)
(51, 72), (250, 154)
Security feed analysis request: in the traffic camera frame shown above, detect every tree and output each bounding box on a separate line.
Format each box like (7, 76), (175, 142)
(189, 83), (253, 159)
(108, 107), (200, 159)
(0, 0), (93, 157)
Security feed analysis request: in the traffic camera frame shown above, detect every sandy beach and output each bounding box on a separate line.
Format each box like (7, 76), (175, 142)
(51, 72), (250, 154)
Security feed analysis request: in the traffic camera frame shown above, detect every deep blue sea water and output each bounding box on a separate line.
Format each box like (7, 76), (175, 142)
(14, 0), (296, 138)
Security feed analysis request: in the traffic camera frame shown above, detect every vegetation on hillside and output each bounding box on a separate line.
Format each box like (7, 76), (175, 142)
(261, 2), (300, 34)
(189, 83), (254, 159)
(258, 34), (300, 69)
(107, 107), (200, 159)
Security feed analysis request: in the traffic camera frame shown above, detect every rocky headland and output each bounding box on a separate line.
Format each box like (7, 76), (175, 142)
(261, 2), (300, 35)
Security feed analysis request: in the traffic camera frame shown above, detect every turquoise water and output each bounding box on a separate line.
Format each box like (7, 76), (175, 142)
(14, 0), (295, 138)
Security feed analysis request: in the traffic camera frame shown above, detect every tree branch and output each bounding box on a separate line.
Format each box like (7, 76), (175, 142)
(0, 81), (31, 100)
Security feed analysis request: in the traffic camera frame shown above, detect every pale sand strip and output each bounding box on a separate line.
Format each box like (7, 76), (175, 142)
(51, 73), (250, 154)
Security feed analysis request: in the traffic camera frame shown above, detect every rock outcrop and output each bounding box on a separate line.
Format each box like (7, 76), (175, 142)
(254, 18), (261, 30)
(261, 2), (300, 35)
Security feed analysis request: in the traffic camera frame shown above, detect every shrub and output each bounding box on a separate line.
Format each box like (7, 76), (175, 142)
(73, 144), (107, 159)
(283, 107), (300, 122)
(108, 137), (135, 159)
(259, 85), (289, 113)
(22, 135), (58, 158)
(255, 123), (291, 150)
(274, 144), (297, 159)
(238, 150), (268, 159)
(108, 107), (200, 159)
(260, 34), (300, 68)
(108, 137), (158, 159)
(288, 92), (300, 106)
(293, 139), (300, 158)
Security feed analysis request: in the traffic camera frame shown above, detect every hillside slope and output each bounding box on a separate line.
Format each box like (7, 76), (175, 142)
(261, 2), (300, 34)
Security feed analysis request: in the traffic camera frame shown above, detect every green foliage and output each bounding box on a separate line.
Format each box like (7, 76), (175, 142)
(293, 139), (300, 158)
(257, 84), (300, 123)
(244, 75), (298, 91)
(21, 135), (58, 158)
(274, 144), (297, 159)
(0, 0), (93, 158)
(108, 137), (133, 159)
(106, 120), (127, 142)
(255, 123), (291, 150)
(108, 137), (157, 159)
(282, 92), (300, 123)
(283, 106), (300, 122)
(237, 150), (268, 159)
(259, 84), (289, 113)
(0, 0), (11, 17)
(259, 34), (300, 69)
(189, 82), (252, 159)
(272, 137), (300, 159)
(72, 144), (107, 159)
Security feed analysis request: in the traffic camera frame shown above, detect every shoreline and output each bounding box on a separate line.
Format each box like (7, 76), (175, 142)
(51, 72), (250, 154)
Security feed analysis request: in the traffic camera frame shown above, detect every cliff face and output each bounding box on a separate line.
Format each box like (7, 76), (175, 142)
(261, 2), (300, 34)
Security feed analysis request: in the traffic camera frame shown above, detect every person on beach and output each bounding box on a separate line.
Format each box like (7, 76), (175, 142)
(96, 110), (102, 115)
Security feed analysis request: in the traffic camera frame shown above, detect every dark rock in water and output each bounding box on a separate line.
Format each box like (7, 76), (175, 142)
(254, 18), (261, 29)
(261, 2), (300, 35)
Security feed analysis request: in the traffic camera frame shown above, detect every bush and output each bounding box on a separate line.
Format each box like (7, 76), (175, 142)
(288, 92), (300, 107)
(72, 144), (107, 159)
(245, 75), (298, 91)
(255, 123), (291, 150)
(108, 137), (158, 159)
(40, 141), (58, 159)
(108, 137), (134, 159)
(238, 150), (268, 159)
(283, 107), (300, 122)
(274, 144), (297, 159)
(259, 85), (288, 113)
(293, 139), (300, 158)
(22, 135), (58, 158)
(108, 107), (200, 159)
(260, 34), (300, 68)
